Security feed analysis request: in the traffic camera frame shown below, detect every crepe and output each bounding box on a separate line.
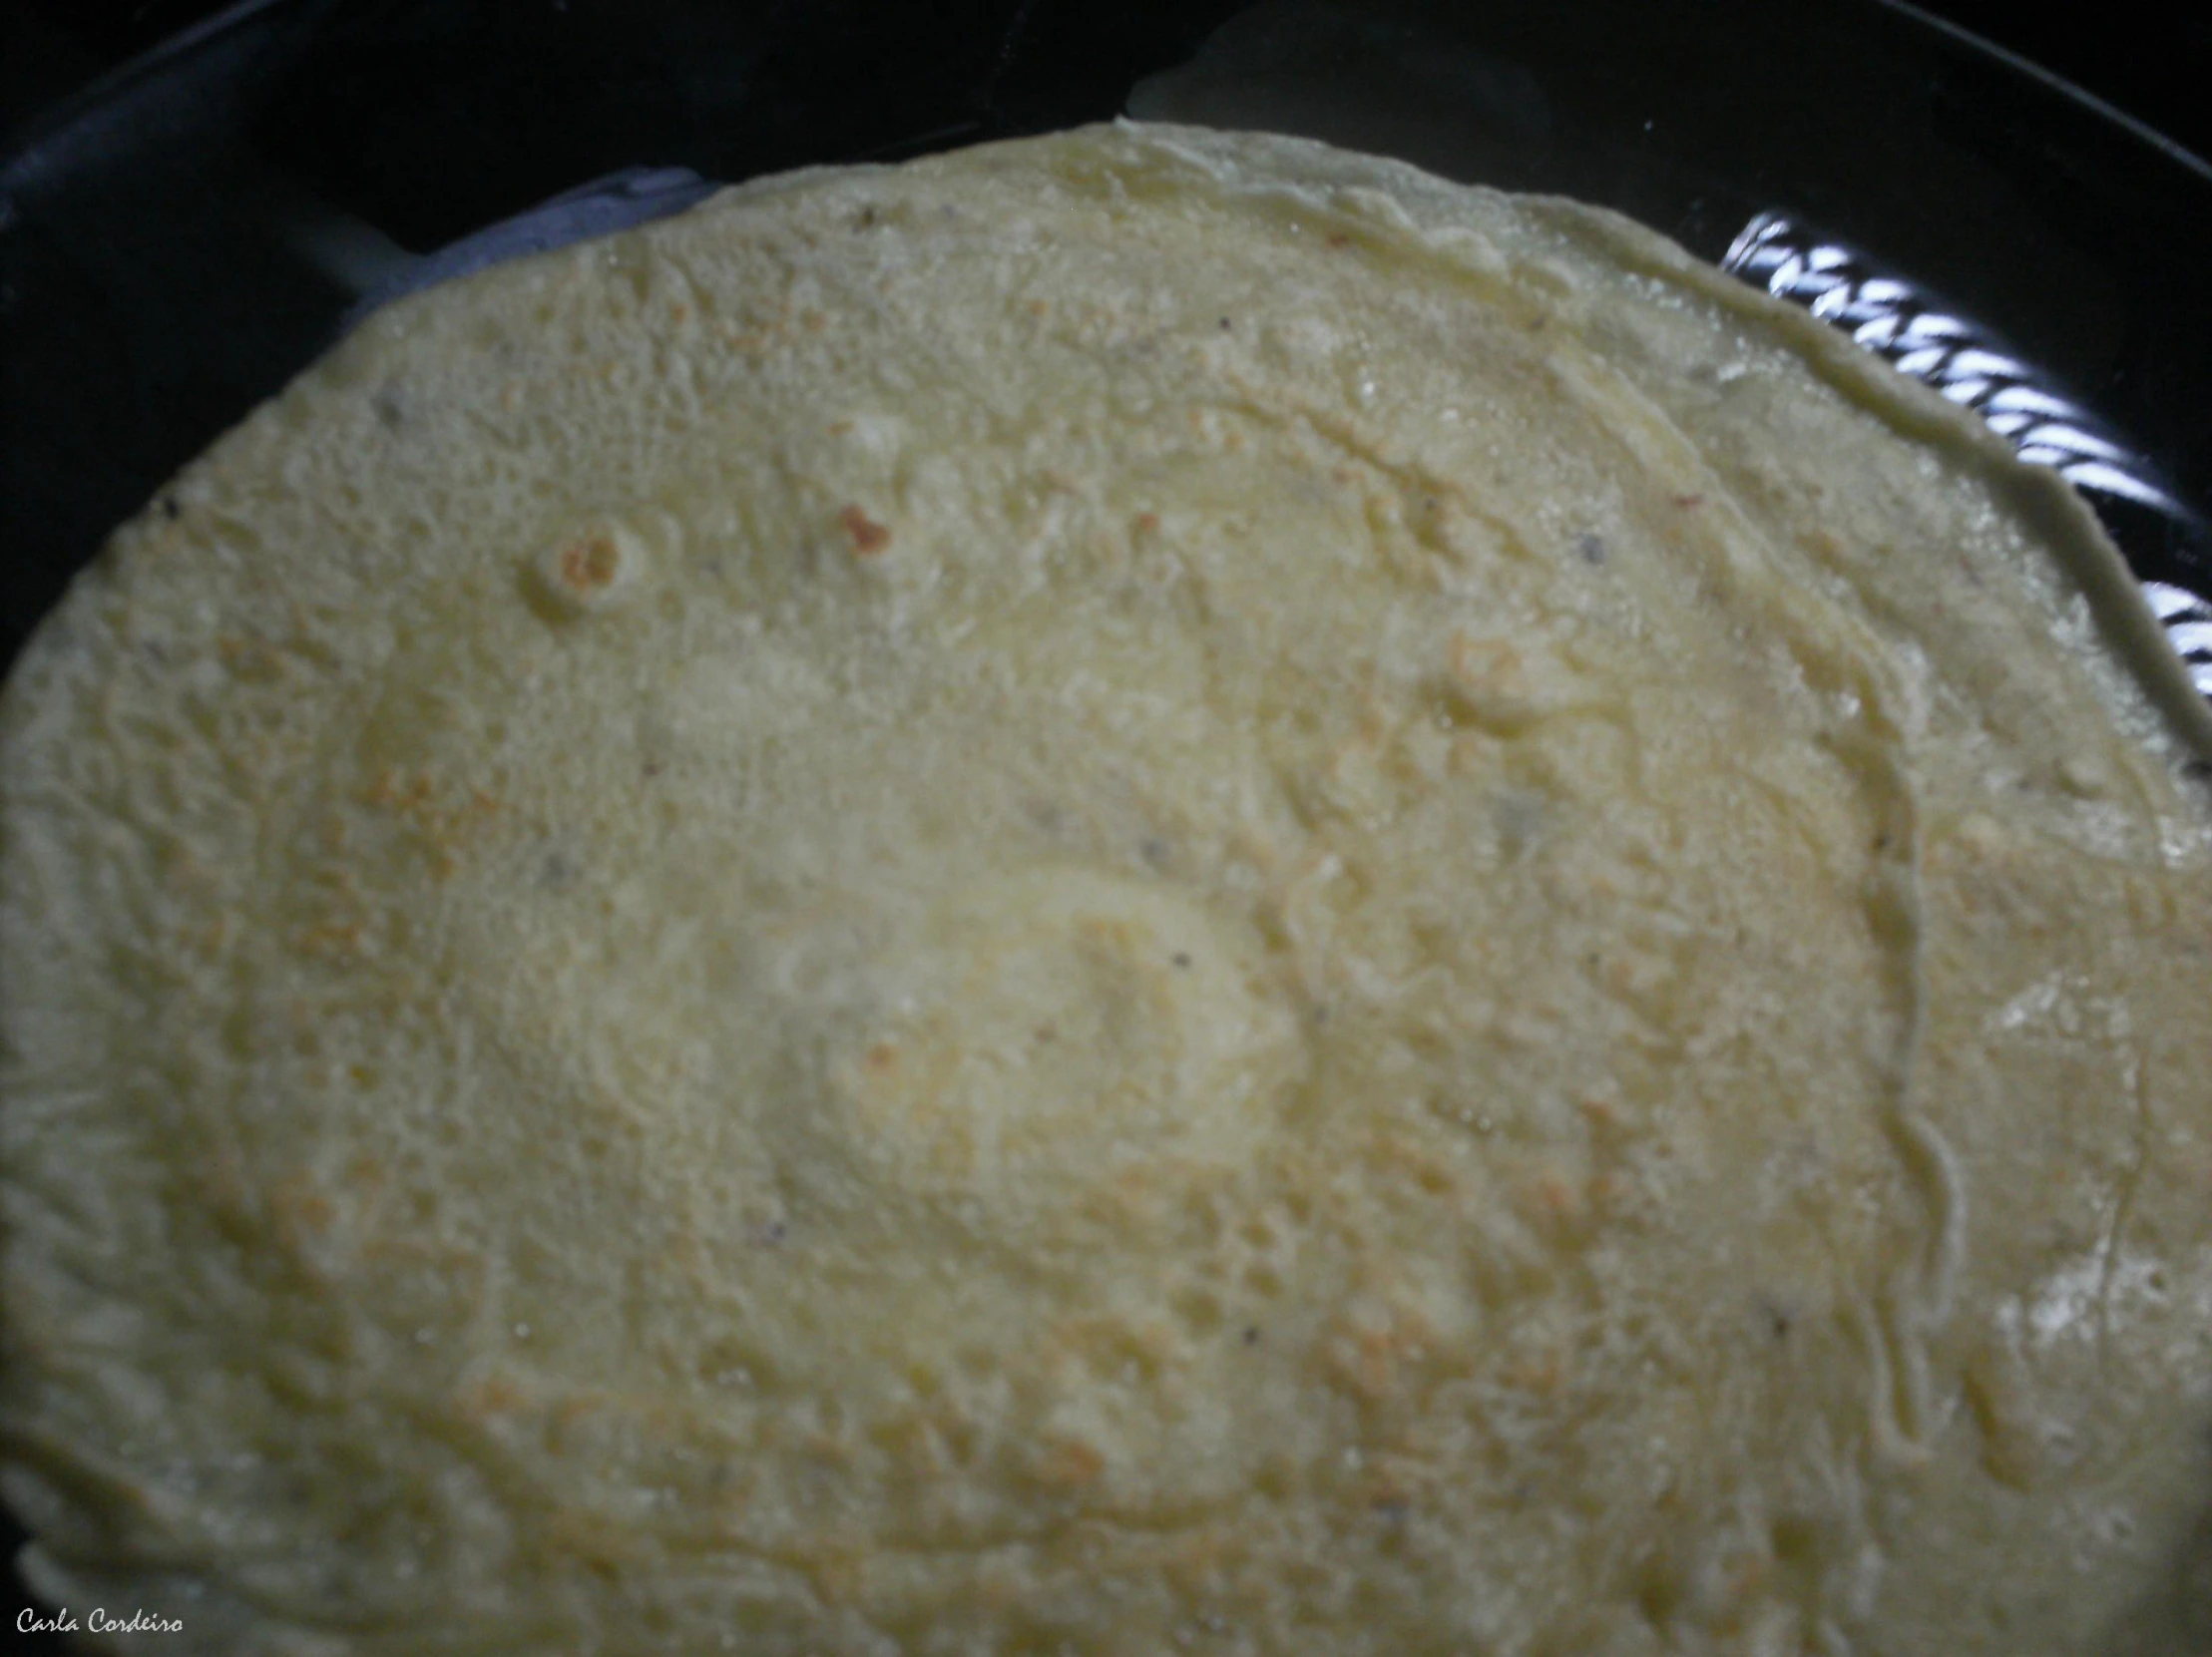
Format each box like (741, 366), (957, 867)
(3, 122), (2210, 1655)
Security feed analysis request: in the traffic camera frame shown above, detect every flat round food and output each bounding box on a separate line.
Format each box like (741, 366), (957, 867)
(4, 123), (2211, 1655)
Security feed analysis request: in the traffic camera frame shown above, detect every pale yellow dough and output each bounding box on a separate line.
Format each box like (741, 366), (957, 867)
(3, 123), (2210, 1655)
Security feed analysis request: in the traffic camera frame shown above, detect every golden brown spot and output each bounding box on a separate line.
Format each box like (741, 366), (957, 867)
(839, 505), (891, 555)
(1671, 493), (1705, 509)
(864, 1042), (900, 1074)
(1346, 1333), (1398, 1401)
(295, 920), (364, 961)
(801, 1548), (865, 1602)
(1322, 1296), (1435, 1404)
(1360, 1472), (1412, 1513)
(542, 1506), (638, 1575)
(1516, 1167), (1588, 1241)
(1447, 731), (1494, 774)
(1355, 695), (1389, 745)
(1450, 631), (1522, 688)
(1503, 1350), (1564, 1394)
(270, 1174), (336, 1242)
(1134, 512), (1159, 534)
(560, 531), (624, 594)
(459, 1377), (527, 1417)
(1372, 1130), (1458, 1197)
(1162, 1529), (1237, 1592)
(1586, 1171), (1631, 1220)
(876, 1414), (941, 1473)
(1035, 1436), (1106, 1488)
(550, 1396), (601, 1442)
(217, 633), (283, 683)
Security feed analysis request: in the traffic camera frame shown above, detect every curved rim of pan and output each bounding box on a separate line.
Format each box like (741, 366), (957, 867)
(5, 0), (2208, 198)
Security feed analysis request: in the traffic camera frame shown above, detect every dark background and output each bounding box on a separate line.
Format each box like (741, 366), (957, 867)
(6, 0), (2211, 171)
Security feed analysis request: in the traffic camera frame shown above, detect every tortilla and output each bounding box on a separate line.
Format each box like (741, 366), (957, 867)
(4, 122), (2210, 1655)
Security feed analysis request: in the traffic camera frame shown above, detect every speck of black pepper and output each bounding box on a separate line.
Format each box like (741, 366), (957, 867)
(1140, 836), (1169, 866)
(159, 497), (181, 521)
(1172, 952), (1192, 969)
(1873, 833), (1891, 851)
(1762, 1300), (1792, 1340)
(1218, 316), (1232, 330)
(643, 758), (664, 779)
(1576, 532), (1606, 566)
(757, 1221), (787, 1246)
(1242, 1326), (1261, 1346)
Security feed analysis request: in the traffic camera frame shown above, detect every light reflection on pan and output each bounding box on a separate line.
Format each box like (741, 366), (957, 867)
(1723, 210), (2212, 697)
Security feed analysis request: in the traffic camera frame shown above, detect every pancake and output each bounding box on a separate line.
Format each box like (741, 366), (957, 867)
(3, 122), (2210, 1654)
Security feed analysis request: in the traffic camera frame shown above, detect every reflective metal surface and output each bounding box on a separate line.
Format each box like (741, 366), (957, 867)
(335, 164), (718, 333)
(1723, 209), (2212, 693)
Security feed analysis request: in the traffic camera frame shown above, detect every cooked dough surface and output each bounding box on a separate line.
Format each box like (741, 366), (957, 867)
(3, 124), (2211, 1655)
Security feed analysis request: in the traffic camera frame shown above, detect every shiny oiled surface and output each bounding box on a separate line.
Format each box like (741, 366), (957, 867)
(3, 126), (2210, 1653)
